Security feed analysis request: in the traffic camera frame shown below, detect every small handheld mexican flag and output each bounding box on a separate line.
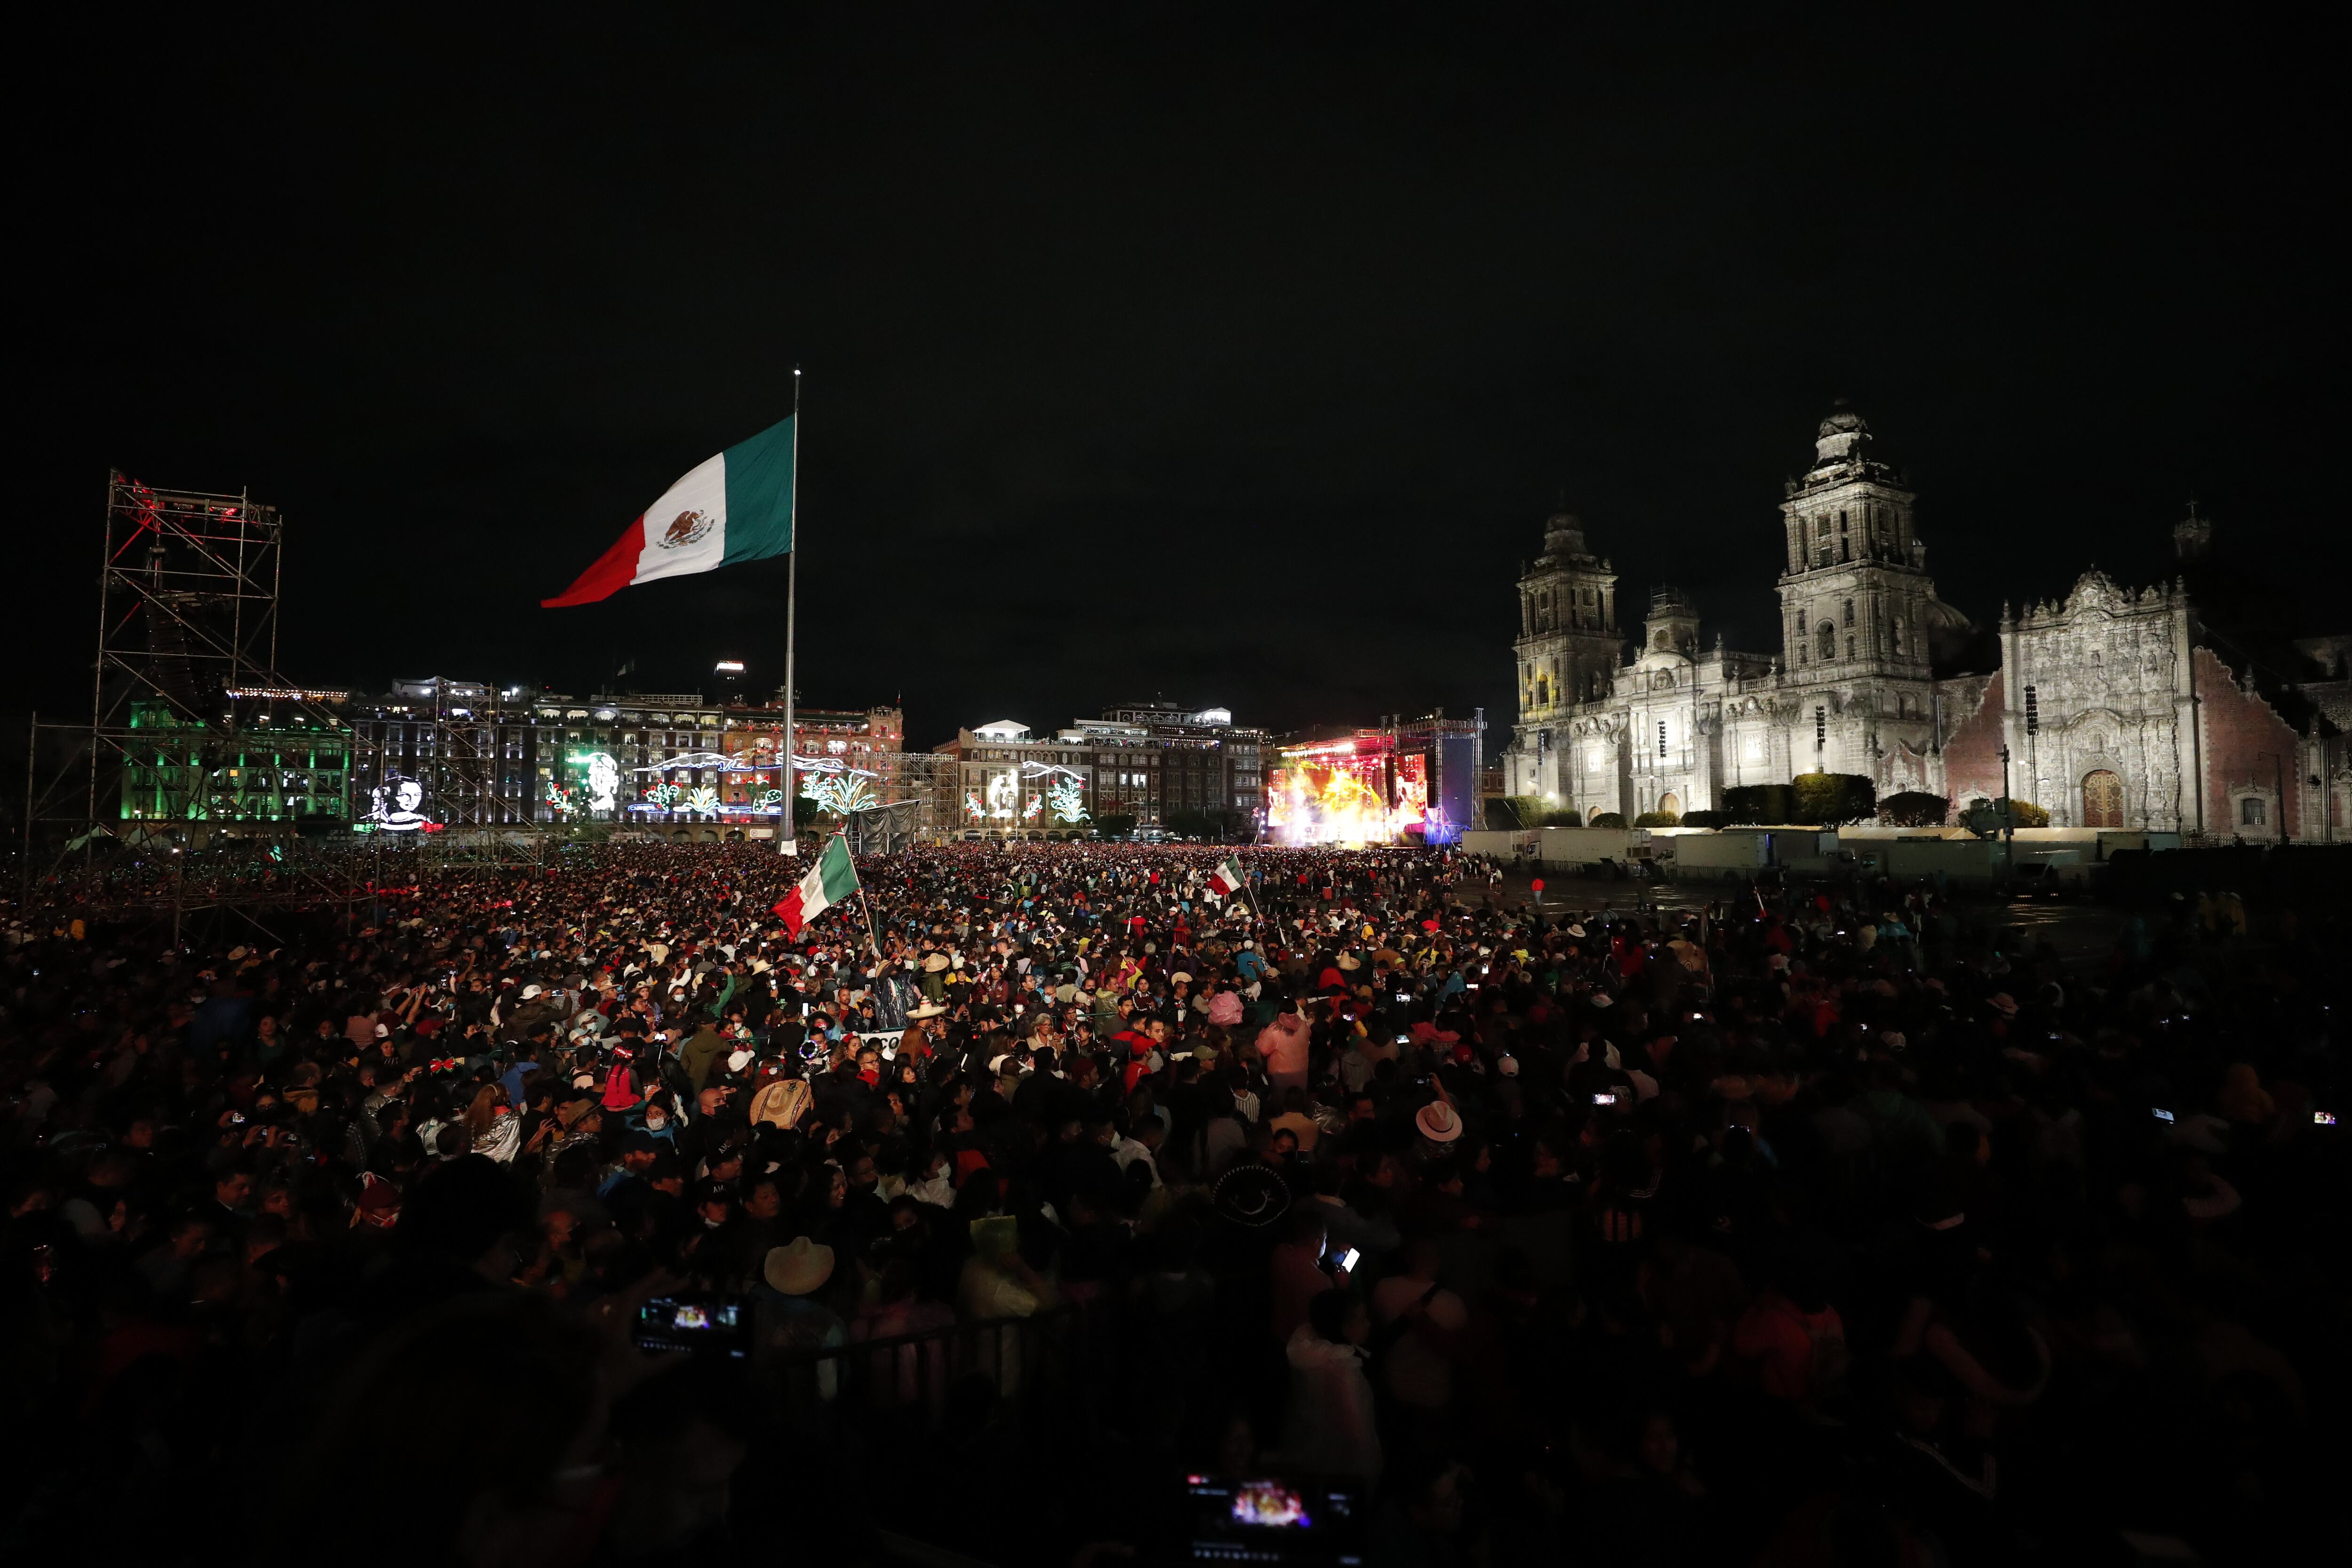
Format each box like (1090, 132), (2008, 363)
(1206, 855), (1246, 900)
(774, 835), (858, 938)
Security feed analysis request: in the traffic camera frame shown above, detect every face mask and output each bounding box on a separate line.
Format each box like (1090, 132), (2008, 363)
(645, 1115), (667, 1132)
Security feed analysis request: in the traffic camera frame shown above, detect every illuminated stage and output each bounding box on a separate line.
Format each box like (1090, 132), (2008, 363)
(1267, 714), (1482, 847)
(1268, 740), (1423, 845)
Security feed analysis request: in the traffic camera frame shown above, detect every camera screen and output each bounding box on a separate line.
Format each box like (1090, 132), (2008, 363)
(634, 1296), (749, 1357)
(1186, 1474), (1359, 1558)
(1232, 1480), (1313, 1528)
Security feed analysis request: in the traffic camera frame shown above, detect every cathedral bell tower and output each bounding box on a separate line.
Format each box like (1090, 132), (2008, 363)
(1775, 401), (1938, 689)
(1641, 584), (1701, 658)
(1511, 511), (1621, 796)
(1517, 513), (1620, 714)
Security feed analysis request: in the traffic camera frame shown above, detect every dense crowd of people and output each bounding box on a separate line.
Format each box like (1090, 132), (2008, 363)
(1, 837), (2343, 1566)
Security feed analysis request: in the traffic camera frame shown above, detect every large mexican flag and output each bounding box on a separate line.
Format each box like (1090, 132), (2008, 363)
(774, 835), (857, 938)
(542, 415), (795, 606)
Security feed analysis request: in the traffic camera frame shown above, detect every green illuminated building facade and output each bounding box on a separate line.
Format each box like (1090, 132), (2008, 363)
(120, 696), (354, 827)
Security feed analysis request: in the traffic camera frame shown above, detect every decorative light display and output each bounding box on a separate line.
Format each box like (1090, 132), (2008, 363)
(631, 750), (731, 774)
(573, 752), (620, 814)
(809, 762), (884, 818)
(1020, 763), (1092, 825)
(963, 789), (986, 820)
(620, 750), (885, 819)
(362, 776), (438, 834)
(1043, 774), (1090, 824)
(983, 769), (1019, 821)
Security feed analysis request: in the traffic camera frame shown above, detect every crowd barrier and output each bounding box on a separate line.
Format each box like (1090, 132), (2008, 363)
(764, 1295), (1122, 1447)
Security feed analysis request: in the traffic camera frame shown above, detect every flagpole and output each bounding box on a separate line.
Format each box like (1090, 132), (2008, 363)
(831, 827), (882, 956)
(1239, 855), (1267, 928)
(779, 368), (802, 858)
(854, 847), (884, 958)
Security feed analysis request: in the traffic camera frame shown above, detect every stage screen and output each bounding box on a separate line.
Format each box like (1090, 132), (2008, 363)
(1394, 752), (1429, 839)
(1431, 734), (1477, 844)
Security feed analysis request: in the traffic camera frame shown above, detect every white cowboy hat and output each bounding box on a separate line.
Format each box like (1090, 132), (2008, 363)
(1415, 1101), (1464, 1144)
(762, 1236), (835, 1296)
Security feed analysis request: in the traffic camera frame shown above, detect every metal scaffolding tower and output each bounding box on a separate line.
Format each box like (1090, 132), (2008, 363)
(18, 473), (358, 927)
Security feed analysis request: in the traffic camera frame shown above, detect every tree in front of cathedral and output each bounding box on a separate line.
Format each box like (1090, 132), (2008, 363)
(1793, 775), (1877, 825)
(1960, 797), (2050, 834)
(1724, 775), (1878, 825)
(1878, 791), (1950, 827)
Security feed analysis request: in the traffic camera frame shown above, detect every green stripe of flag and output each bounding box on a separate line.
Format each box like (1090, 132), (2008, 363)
(721, 414), (795, 565)
(816, 833), (858, 902)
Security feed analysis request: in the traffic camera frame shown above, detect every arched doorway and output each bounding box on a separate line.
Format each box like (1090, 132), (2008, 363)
(2081, 770), (2123, 828)
(1657, 791), (1681, 818)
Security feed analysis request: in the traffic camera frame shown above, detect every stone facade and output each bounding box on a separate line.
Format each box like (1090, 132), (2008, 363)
(1503, 406), (2350, 840)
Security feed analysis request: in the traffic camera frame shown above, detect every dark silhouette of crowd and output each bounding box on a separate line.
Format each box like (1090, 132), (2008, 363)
(1, 838), (2343, 1567)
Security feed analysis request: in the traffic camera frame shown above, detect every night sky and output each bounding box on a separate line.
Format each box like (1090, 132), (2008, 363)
(15, 10), (2346, 751)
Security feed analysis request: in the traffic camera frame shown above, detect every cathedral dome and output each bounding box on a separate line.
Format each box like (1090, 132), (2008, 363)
(1816, 401), (1867, 438)
(1923, 592), (1997, 676)
(1811, 400), (1873, 468)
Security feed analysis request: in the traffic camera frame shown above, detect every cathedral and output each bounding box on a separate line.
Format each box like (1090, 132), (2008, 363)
(1503, 404), (2350, 841)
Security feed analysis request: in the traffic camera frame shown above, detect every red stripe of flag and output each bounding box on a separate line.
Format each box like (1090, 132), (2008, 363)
(541, 516), (646, 607)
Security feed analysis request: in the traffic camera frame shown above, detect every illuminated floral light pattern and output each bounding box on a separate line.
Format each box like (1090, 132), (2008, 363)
(1043, 774), (1091, 824)
(799, 771), (876, 817)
